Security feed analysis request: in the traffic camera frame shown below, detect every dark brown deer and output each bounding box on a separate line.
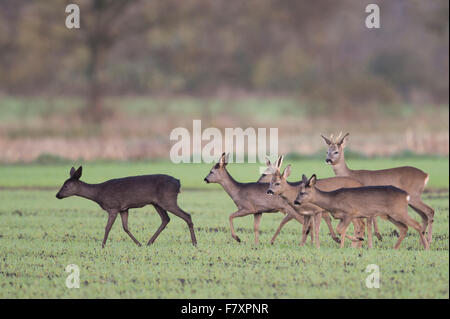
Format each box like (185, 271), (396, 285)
(266, 158), (367, 248)
(204, 153), (314, 245)
(56, 166), (197, 247)
(295, 174), (429, 250)
(321, 132), (434, 243)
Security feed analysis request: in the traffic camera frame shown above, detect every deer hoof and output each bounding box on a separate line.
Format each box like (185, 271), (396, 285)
(235, 236), (241, 243)
(333, 237), (341, 244)
(375, 233), (382, 241)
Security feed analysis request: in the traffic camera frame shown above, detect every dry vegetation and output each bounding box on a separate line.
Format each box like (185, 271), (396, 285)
(0, 96), (448, 162)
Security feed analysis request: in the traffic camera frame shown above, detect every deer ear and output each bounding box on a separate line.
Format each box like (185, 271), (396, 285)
(219, 153), (225, 166)
(337, 133), (349, 146)
(302, 174), (308, 184)
(308, 174), (317, 187)
(72, 166), (82, 180)
(276, 155), (283, 170)
(282, 165), (291, 179)
(220, 153), (229, 166)
(70, 167), (76, 177)
(321, 134), (333, 145)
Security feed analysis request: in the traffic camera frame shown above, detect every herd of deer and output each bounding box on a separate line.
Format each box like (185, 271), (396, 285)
(56, 133), (434, 250)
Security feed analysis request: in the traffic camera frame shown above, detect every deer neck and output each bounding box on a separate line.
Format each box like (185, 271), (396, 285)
(310, 188), (337, 212)
(76, 181), (101, 204)
(218, 168), (242, 199)
(332, 152), (351, 176)
(280, 183), (301, 203)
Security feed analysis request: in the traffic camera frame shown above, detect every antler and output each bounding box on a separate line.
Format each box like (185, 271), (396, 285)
(322, 131), (348, 144)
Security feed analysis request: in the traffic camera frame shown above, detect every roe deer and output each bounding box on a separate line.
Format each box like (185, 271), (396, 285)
(295, 175), (429, 250)
(266, 158), (367, 248)
(204, 153), (312, 245)
(257, 155), (330, 245)
(56, 166), (197, 247)
(258, 156), (340, 244)
(322, 132), (434, 243)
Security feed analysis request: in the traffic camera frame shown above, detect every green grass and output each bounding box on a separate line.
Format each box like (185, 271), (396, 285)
(0, 158), (448, 298)
(1, 96), (447, 124)
(0, 157), (448, 189)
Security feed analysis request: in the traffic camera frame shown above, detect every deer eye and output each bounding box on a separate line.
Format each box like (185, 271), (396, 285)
(275, 182), (280, 186)
(300, 192), (305, 195)
(333, 152), (339, 155)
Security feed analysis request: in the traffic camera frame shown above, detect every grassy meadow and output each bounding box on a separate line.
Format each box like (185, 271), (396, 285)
(0, 158), (448, 298)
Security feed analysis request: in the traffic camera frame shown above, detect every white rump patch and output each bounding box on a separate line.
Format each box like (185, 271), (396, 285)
(406, 195), (410, 201)
(424, 175), (429, 186)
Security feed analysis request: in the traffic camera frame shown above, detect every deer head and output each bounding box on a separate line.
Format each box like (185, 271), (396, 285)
(294, 174), (317, 205)
(257, 155), (283, 183)
(266, 156), (292, 195)
(56, 166), (83, 199)
(204, 152), (229, 183)
(321, 132), (349, 165)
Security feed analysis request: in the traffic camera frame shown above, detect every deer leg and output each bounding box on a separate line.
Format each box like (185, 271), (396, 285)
(322, 212), (340, 243)
(309, 215), (315, 244)
(147, 205), (170, 246)
(270, 214), (294, 245)
(336, 216), (353, 248)
(163, 203), (197, 246)
(410, 199), (434, 244)
(351, 219), (364, 248)
(367, 218), (373, 249)
(358, 219), (365, 248)
(372, 217), (382, 241)
(314, 213), (321, 249)
(119, 210), (142, 247)
(395, 212), (429, 250)
(300, 215), (313, 246)
(102, 211), (118, 248)
(386, 216), (409, 250)
(408, 200), (430, 242)
(253, 213), (263, 245)
(229, 209), (252, 243)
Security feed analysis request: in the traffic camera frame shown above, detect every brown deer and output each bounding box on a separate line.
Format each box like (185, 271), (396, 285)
(204, 153), (314, 245)
(266, 158), (367, 248)
(321, 132), (434, 243)
(295, 175), (429, 250)
(56, 166), (197, 247)
(257, 156), (340, 244)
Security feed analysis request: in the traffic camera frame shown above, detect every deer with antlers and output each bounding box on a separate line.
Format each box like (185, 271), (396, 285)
(321, 132), (434, 244)
(204, 153), (317, 245)
(265, 156), (368, 248)
(257, 156), (340, 244)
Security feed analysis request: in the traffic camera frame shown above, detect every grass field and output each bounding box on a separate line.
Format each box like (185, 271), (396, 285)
(0, 158), (448, 298)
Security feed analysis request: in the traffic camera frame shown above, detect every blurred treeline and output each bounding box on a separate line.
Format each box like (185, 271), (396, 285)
(0, 0), (448, 115)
